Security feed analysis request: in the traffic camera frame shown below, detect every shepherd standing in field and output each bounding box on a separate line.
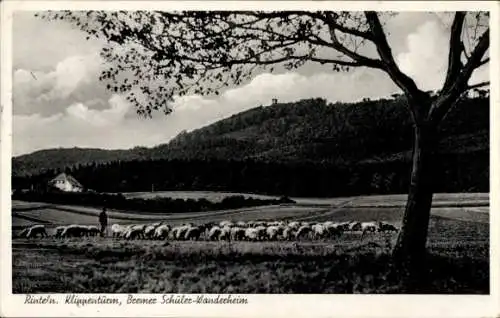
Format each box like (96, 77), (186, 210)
(99, 206), (108, 237)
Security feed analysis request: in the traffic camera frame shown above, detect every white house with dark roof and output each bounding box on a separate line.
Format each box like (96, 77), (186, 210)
(49, 173), (84, 192)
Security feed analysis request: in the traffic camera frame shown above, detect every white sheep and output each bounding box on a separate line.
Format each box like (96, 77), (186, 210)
(123, 227), (145, 240)
(153, 224), (171, 240)
(218, 226), (231, 241)
(282, 226), (296, 241)
(236, 221), (247, 228)
(246, 221), (256, 228)
(144, 224), (159, 239)
(53, 225), (67, 238)
(295, 225), (312, 240)
(323, 221), (335, 228)
(267, 221), (280, 227)
(128, 224), (147, 238)
(338, 222), (351, 232)
(253, 221), (267, 228)
(287, 221), (301, 231)
(361, 221), (378, 233)
(359, 222), (378, 240)
(111, 224), (127, 238)
(378, 221), (398, 233)
(173, 225), (192, 240)
(349, 221), (362, 232)
(230, 227), (245, 241)
(266, 225), (284, 241)
(60, 224), (89, 238)
(17, 227), (29, 238)
(85, 225), (100, 237)
(184, 226), (202, 240)
(244, 228), (259, 241)
(219, 220), (234, 228)
(254, 226), (267, 240)
(312, 223), (327, 240)
(325, 224), (342, 238)
(24, 225), (48, 238)
(208, 226), (222, 241)
(170, 226), (183, 240)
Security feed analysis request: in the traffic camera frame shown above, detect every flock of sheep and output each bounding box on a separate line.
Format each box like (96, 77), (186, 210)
(16, 220), (398, 241)
(16, 224), (100, 239)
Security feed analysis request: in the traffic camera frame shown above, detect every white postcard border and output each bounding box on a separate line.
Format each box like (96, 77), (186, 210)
(1, 1), (499, 317)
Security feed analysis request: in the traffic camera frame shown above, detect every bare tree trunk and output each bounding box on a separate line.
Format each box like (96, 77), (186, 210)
(392, 122), (437, 276)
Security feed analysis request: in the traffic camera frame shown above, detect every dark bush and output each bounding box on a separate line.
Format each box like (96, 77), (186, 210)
(279, 196), (296, 204)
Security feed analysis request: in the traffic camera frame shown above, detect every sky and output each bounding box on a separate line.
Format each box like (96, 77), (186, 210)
(12, 11), (489, 157)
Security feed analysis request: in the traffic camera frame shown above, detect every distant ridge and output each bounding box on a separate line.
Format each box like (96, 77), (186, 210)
(13, 147), (149, 177)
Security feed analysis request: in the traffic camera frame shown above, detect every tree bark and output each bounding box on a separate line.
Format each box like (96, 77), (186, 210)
(392, 122), (437, 276)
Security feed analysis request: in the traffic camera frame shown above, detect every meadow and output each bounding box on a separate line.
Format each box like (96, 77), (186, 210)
(11, 192), (489, 294)
(120, 191), (490, 207)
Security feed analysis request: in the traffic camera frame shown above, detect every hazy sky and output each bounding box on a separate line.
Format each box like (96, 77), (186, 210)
(12, 11), (489, 156)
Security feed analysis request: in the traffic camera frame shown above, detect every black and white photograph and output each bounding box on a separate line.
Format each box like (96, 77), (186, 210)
(2, 0), (496, 307)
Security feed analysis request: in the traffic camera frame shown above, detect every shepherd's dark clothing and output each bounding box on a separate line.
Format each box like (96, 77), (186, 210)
(99, 209), (108, 237)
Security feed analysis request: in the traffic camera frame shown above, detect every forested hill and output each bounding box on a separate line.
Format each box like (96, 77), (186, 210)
(12, 147), (149, 177)
(13, 96), (489, 178)
(152, 96), (488, 162)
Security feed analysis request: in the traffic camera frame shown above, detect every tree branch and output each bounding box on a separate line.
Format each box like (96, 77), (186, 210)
(478, 57), (489, 68)
(132, 12), (368, 72)
(323, 13), (383, 69)
(466, 81), (489, 90)
(176, 52), (361, 69)
(442, 12), (466, 93)
(313, 11), (374, 40)
(428, 28), (489, 124)
(365, 11), (426, 122)
(453, 29), (489, 90)
(224, 12), (378, 68)
(364, 12), (423, 97)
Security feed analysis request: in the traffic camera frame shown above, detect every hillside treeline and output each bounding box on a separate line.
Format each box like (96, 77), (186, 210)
(160, 96), (488, 162)
(12, 95), (489, 197)
(14, 150), (488, 198)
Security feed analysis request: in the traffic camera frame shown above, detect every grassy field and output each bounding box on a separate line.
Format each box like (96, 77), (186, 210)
(11, 193), (489, 294)
(11, 192), (489, 228)
(12, 203), (328, 231)
(119, 191), (489, 207)
(12, 231), (488, 294)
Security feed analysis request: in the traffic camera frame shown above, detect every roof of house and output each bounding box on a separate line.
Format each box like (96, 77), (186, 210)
(49, 173), (83, 188)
